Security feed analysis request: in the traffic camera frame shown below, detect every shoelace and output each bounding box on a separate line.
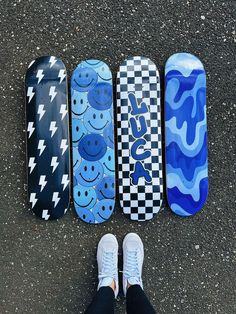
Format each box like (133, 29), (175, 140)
(98, 251), (116, 281)
(124, 249), (140, 280)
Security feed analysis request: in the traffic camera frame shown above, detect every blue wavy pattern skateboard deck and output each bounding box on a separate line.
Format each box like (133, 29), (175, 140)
(165, 52), (208, 216)
(117, 56), (163, 221)
(71, 60), (115, 224)
(25, 56), (70, 220)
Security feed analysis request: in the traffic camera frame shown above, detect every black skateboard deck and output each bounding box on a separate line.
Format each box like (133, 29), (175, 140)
(25, 56), (70, 220)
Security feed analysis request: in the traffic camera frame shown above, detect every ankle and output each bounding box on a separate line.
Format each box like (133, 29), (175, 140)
(109, 279), (116, 292)
(127, 280), (141, 291)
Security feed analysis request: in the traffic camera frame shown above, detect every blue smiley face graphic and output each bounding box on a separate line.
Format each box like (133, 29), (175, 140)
(73, 146), (81, 171)
(84, 60), (112, 81)
(75, 207), (95, 224)
(78, 134), (107, 161)
(85, 59), (102, 67)
(71, 91), (89, 118)
(72, 67), (98, 92)
(92, 199), (115, 223)
(73, 175), (77, 186)
(100, 148), (115, 175)
(72, 119), (87, 147)
(88, 82), (112, 111)
(75, 160), (104, 187)
(96, 63), (112, 82)
(103, 123), (114, 149)
(96, 176), (115, 200)
(73, 184), (97, 210)
(84, 108), (111, 134)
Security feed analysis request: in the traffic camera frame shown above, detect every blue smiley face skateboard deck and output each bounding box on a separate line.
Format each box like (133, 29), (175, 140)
(25, 56), (70, 220)
(165, 52), (208, 216)
(71, 60), (115, 224)
(117, 56), (163, 221)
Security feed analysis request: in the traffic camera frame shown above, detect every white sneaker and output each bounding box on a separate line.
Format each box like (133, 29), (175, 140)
(123, 233), (144, 296)
(97, 233), (119, 298)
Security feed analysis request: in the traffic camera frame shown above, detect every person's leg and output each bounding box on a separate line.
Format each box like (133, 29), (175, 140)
(122, 233), (156, 314)
(126, 285), (156, 314)
(85, 286), (115, 314)
(84, 234), (119, 314)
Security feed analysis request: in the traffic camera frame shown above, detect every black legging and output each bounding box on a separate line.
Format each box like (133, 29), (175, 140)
(85, 285), (156, 314)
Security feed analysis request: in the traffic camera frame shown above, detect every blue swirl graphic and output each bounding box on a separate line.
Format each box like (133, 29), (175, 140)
(165, 53), (208, 216)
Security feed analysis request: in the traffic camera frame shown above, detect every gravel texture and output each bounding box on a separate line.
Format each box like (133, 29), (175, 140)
(0, 0), (235, 313)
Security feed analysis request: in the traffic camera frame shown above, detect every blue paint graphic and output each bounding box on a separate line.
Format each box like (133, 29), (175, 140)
(131, 139), (151, 161)
(130, 116), (147, 138)
(129, 93), (148, 115)
(130, 161), (152, 185)
(71, 60), (115, 224)
(103, 123), (114, 149)
(88, 82), (112, 110)
(84, 107), (111, 134)
(75, 160), (104, 187)
(92, 199), (115, 223)
(128, 94), (152, 185)
(75, 207), (95, 224)
(96, 176), (115, 200)
(165, 53), (208, 216)
(73, 184), (97, 210)
(78, 133), (107, 161)
(71, 67), (98, 92)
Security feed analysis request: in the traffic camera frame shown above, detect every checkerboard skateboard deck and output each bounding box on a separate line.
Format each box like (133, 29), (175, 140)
(117, 56), (163, 221)
(71, 60), (115, 224)
(165, 52), (208, 216)
(25, 56), (70, 220)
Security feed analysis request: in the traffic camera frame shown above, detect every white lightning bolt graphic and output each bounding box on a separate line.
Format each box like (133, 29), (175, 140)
(36, 69), (44, 84)
(27, 122), (35, 138)
(49, 56), (57, 68)
(28, 157), (36, 173)
(52, 192), (60, 208)
(61, 174), (69, 191)
(60, 104), (67, 120)
(39, 175), (47, 192)
(28, 60), (35, 68)
(49, 121), (58, 137)
(37, 104), (46, 121)
(38, 140), (46, 156)
(51, 156), (59, 173)
(49, 86), (57, 102)
(29, 193), (38, 208)
(60, 139), (68, 155)
(58, 69), (66, 84)
(42, 209), (50, 220)
(27, 87), (35, 103)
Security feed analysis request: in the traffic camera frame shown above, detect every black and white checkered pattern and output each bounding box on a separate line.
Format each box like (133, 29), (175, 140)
(117, 56), (163, 221)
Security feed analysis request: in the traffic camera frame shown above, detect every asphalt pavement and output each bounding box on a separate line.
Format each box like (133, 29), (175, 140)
(0, 0), (235, 313)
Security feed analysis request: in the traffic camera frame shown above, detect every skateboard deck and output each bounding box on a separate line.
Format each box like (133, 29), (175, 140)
(25, 56), (70, 220)
(117, 56), (163, 221)
(165, 52), (208, 216)
(71, 60), (115, 224)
